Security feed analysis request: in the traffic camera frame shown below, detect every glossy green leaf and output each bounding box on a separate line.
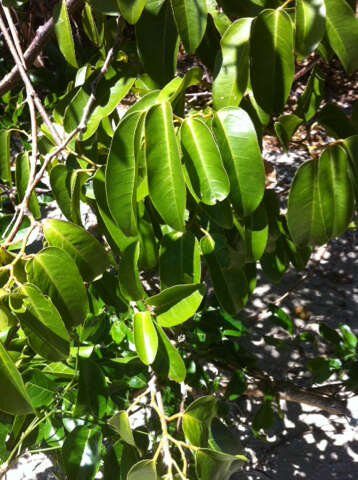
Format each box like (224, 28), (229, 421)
(250, 9), (294, 114)
(26, 247), (89, 327)
(0, 129), (11, 186)
(155, 325), (186, 382)
(159, 231), (201, 289)
(182, 395), (217, 447)
(244, 202), (268, 261)
(296, 65), (324, 121)
(133, 311), (158, 365)
(118, 242), (145, 301)
(103, 442), (138, 480)
(287, 145), (354, 246)
(0, 342), (34, 415)
(62, 426), (102, 480)
(145, 102), (186, 230)
(324, 0), (358, 75)
(64, 87), (90, 133)
(148, 283), (204, 327)
(14, 283), (70, 361)
(118, 0), (146, 24)
(43, 219), (110, 282)
(296, 0), (326, 58)
(200, 233), (248, 315)
(212, 18), (252, 109)
(106, 112), (143, 237)
(75, 357), (108, 419)
(53, 0), (78, 67)
(88, 0), (120, 15)
(181, 117), (230, 205)
(123, 90), (160, 119)
(70, 170), (89, 226)
(196, 13), (221, 72)
(136, 0), (179, 86)
(108, 411), (136, 446)
(261, 239), (289, 283)
(15, 152), (40, 219)
(82, 74), (135, 140)
(199, 198), (234, 230)
(49, 164), (72, 221)
(26, 370), (56, 408)
(196, 448), (246, 480)
(127, 459), (157, 480)
(171, 0), (207, 53)
(343, 135), (358, 203)
(82, 4), (102, 46)
(274, 114), (303, 152)
(212, 107), (265, 217)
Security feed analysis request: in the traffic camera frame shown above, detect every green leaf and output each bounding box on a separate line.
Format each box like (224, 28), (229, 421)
(133, 311), (158, 365)
(195, 448), (246, 480)
(182, 395), (217, 447)
(296, 65), (324, 121)
(118, 242), (145, 301)
(136, 0), (179, 87)
(148, 283), (204, 327)
(26, 247), (89, 327)
(49, 164), (72, 221)
(82, 74), (135, 141)
(343, 135), (358, 203)
(75, 357), (108, 419)
(53, 0), (78, 67)
(181, 117), (230, 205)
(287, 145), (354, 246)
(339, 323), (357, 349)
(106, 112), (143, 237)
(25, 370), (56, 408)
(104, 442), (138, 480)
(0, 341), (34, 415)
(324, 0), (358, 75)
(296, 0), (326, 58)
(199, 198), (234, 230)
(0, 130), (11, 186)
(70, 170), (89, 226)
(274, 114), (303, 152)
(62, 426), (102, 480)
(200, 233), (248, 315)
(244, 201), (268, 261)
(159, 231), (201, 289)
(155, 325), (186, 382)
(250, 9), (294, 114)
(145, 102), (186, 231)
(64, 87), (90, 133)
(171, 0), (208, 53)
(15, 152), (40, 219)
(212, 107), (265, 217)
(88, 0), (120, 15)
(108, 411), (136, 446)
(127, 459), (157, 480)
(43, 219), (110, 282)
(14, 283), (70, 361)
(82, 4), (102, 46)
(118, 0), (146, 24)
(212, 18), (252, 109)
(317, 102), (357, 139)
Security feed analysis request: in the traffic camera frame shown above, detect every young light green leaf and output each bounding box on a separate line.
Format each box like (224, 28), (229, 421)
(0, 341), (34, 415)
(108, 411), (136, 446)
(171, 0), (208, 53)
(53, 0), (78, 68)
(147, 283), (204, 327)
(133, 311), (158, 365)
(62, 426), (102, 480)
(118, 242), (145, 301)
(181, 117), (230, 205)
(75, 357), (108, 419)
(106, 112), (143, 237)
(212, 107), (265, 217)
(159, 231), (201, 289)
(324, 0), (358, 75)
(136, 0), (179, 87)
(287, 145), (354, 246)
(296, 0), (326, 58)
(0, 130), (11, 186)
(43, 219), (110, 282)
(182, 395), (218, 447)
(127, 459), (157, 480)
(145, 102), (186, 231)
(26, 247), (89, 328)
(15, 152), (40, 218)
(154, 325), (186, 382)
(250, 9), (294, 114)
(200, 233), (248, 315)
(212, 18), (252, 109)
(117, 0), (146, 24)
(14, 283), (70, 362)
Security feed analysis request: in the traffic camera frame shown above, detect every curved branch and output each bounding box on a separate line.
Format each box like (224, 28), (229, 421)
(0, 0), (84, 96)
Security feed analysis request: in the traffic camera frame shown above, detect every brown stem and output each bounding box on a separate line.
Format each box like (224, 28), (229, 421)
(0, 0), (84, 97)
